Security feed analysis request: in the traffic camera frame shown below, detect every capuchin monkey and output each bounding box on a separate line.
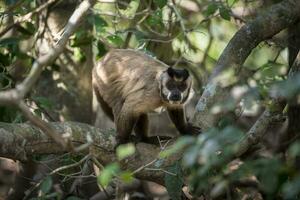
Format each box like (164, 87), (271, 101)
(92, 49), (200, 147)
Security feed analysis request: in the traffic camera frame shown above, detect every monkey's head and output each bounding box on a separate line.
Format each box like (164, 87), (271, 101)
(159, 67), (193, 105)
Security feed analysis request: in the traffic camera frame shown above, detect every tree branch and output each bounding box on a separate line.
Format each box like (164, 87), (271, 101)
(192, 0), (300, 130)
(0, 122), (179, 185)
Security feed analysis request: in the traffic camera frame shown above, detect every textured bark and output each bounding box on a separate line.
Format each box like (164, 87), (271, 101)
(0, 122), (179, 185)
(192, 0), (300, 130)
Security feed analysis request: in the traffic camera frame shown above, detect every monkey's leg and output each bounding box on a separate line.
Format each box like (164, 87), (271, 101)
(115, 109), (139, 146)
(167, 107), (201, 135)
(93, 86), (114, 121)
(134, 114), (149, 142)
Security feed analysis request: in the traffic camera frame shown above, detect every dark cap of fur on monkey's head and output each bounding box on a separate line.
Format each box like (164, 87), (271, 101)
(167, 67), (189, 82)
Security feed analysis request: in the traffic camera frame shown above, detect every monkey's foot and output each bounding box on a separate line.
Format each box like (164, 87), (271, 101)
(184, 123), (201, 135)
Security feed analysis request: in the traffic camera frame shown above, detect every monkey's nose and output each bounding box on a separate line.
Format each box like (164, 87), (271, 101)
(169, 93), (181, 101)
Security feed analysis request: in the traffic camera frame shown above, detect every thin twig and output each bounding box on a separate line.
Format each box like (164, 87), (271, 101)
(50, 154), (91, 175)
(144, 168), (177, 176)
(132, 158), (158, 175)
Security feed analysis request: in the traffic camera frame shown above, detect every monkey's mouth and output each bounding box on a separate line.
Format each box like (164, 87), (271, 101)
(168, 100), (182, 105)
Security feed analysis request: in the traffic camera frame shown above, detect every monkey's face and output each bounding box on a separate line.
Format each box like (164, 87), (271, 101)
(159, 67), (193, 105)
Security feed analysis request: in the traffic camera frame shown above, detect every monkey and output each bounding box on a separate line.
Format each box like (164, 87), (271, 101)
(92, 49), (200, 147)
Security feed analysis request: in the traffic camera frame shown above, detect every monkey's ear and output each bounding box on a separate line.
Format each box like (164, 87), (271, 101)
(167, 67), (174, 78)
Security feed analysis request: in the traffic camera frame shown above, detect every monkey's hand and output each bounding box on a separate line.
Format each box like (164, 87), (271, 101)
(182, 123), (201, 135)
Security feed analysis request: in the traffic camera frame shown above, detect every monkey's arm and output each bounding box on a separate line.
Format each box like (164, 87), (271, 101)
(167, 107), (201, 135)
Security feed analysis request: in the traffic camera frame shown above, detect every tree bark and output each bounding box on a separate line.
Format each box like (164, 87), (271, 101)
(0, 122), (179, 185)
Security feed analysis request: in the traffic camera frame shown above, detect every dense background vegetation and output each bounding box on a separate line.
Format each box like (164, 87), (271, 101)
(1, 0), (300, 199)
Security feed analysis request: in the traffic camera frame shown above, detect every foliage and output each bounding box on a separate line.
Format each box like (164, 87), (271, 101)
(1, 0), (300, 199)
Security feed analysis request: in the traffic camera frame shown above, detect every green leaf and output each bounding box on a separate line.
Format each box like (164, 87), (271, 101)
(288, 142), (300, 158)
(146, 10), (163, 26)
(73, 47), (86, 63)
(40, 176), (53, 194)
(182, 145), (199, 167)
(5, 0), (19, 5)
(219, 7), (231, 21)
(204, 3), (218, 17)
(159, 137), (194, 158)
(116, 143), (135, 160)
(0, 37), (20, 47)
(16, 22), (35, 37)
(164, 161), (183, 200)
(282, 175), (300, 199)
(227, 0), (238, 7)
(98, 163), (120, 187)
(0, 53), (11, 67)
(32, 96), (54, 110)
(153, 0), (167, 8)
(71, 30), (93, 47)
(120, 171), (134, 183)
(107, 35), (124, 47)
(96, 41), (107, 60)
(94, 15), (108, 33)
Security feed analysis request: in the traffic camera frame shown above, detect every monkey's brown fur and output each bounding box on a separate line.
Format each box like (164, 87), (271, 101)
(92, 49), (199, 145)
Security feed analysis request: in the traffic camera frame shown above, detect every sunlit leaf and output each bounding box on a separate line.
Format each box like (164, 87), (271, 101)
(73, 47), (86, 63)
(116, 143), (135, 160)
(120, 171), (134, 183)
(98, 163), (120, 187)
(107, 35), (124, 47)
(227, 0), (238, 7)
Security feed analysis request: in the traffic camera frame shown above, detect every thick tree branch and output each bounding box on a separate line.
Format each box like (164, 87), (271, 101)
(192, 0), (300, 130)
(0, 122), (178, 185)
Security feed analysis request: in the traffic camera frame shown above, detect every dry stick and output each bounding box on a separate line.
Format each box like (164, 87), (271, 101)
(0, 0), (58, 38)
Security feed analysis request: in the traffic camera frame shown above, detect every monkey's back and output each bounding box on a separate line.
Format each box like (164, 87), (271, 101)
(93, 49), (168, 115)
